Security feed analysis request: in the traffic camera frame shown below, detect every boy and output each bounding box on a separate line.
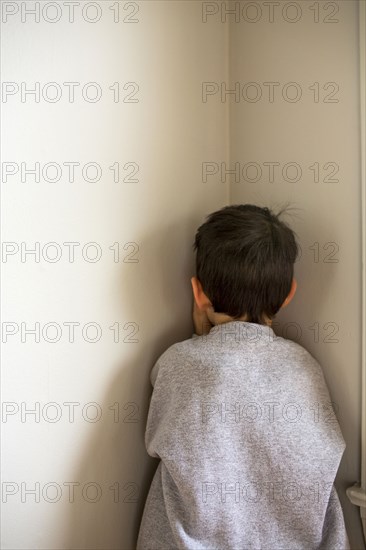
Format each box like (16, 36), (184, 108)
(136, 204), (349, 549)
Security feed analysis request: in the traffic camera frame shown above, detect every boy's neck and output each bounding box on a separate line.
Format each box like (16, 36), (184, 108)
(207, 309), (273, 327)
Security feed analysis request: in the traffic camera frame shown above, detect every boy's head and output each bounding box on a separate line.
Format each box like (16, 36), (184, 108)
(191, 204), (299, 326)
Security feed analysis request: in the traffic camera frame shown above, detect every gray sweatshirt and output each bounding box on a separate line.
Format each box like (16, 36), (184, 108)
(136, 320), (350, 549)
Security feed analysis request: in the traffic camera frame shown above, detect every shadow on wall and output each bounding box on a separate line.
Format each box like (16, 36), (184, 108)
(64, 221), (196, 549)
(64, 362), (157, 550)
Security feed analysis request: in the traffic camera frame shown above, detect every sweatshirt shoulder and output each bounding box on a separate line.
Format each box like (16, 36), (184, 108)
(149, 337), (196, 386)
(279, 335), (320, 363)
(157, 337), (198, 366)
(158, 332), (201, 355)
(275, 334), (327, 382)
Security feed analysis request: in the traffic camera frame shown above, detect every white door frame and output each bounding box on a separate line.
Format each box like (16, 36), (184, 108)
(346, 0), (366, 543)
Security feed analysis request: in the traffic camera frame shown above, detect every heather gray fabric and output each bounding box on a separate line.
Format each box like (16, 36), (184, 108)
(136, 321), (349, 550)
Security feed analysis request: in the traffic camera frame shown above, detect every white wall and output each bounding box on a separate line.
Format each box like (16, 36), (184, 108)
(1, 1), (364, 549)
(1, 2), (228, 548)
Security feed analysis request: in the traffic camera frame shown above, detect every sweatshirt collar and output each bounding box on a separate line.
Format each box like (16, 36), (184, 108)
(207, 320), (276, 344)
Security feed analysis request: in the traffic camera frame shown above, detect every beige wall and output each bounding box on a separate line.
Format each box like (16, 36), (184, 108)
(228, 1), (363, 548)
(2, 0), (363, 548)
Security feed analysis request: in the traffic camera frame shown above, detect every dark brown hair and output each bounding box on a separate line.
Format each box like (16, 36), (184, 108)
(192, 203), (300, 324)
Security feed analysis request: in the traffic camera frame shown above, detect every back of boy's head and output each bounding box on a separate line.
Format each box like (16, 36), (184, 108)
(192, 203), (300, 324)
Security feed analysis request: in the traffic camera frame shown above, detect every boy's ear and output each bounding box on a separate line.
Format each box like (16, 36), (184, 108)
(281, 277), (297, 308)
(191, 276), (212, 311)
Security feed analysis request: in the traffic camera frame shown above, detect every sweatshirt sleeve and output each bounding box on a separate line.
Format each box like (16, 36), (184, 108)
(149, 357), (161, 388)
(149, 345), (175, 387)
(144, 347), (175, 459)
